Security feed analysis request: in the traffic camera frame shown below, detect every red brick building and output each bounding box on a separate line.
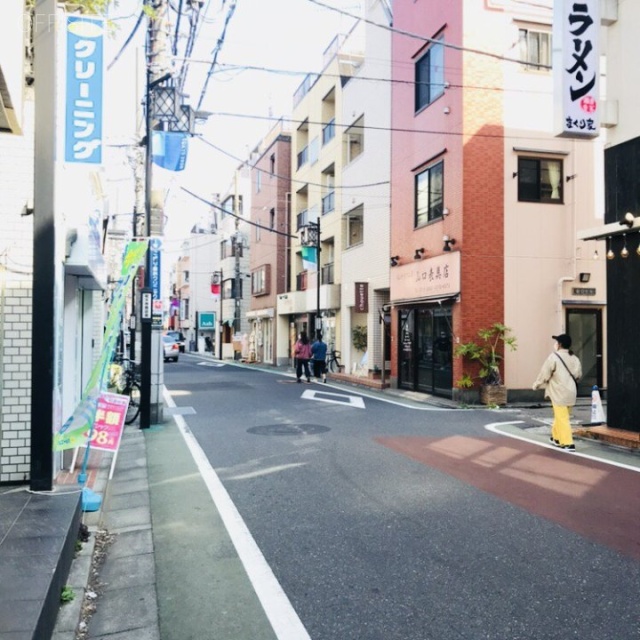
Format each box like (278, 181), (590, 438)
(389, 1), (603, 400)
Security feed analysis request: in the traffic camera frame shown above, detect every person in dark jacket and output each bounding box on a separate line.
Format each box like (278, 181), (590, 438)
(311, 333), (328, 383)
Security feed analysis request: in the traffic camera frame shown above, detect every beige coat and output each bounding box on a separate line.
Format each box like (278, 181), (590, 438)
(533, 349), (582, 407)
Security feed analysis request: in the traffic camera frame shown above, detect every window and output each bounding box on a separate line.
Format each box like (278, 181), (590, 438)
(270, 154), (275, 175)
(255, 221), (261, 242)
(415, 36), (444, 111)
(518, 28), (551, 70)
(517, 157), (563, 203)
(223, 278), (242, 300)
(344, 206), (364, 248)
(221, 238), (244, 258)
(256, 170), (262, 193)
(251, 265), (271, 296)
(221, 195), (243, 218)
(344, 116), (364, 165)
(415, 160), (444, 227)
(183, 270), (189, 283)
(270, 208), (275, 229)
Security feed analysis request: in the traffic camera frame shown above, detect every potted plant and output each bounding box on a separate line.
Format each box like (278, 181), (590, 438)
(352, 325), (367, 352)
(454, 323), (517, 406)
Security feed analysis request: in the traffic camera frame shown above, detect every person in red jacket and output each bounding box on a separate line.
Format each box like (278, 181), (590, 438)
(294, 331), (312, 383)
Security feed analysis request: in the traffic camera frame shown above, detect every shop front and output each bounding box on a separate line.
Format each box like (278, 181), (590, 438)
(398, 305), (454, 396)
(390, 252), (460, 398)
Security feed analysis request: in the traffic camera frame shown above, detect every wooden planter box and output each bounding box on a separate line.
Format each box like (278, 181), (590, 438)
(480, 384), (508, 406)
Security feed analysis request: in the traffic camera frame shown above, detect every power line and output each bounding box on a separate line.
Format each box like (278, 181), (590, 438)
(195, 135), (390, 189)
(173, 59), (554, 96)
(201, 111), (592, 145)
(181, 186), (298, 239)
(306, 0), (551, 70)
(107, 10), (145, 71)
(196, 0), (238, 111)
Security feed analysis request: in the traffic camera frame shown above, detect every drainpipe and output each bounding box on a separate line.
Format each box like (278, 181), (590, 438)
(557, 276), (574, 331)
(557, 143), (578, 331)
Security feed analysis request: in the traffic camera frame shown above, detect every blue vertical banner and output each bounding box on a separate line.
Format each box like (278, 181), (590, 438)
(149, 237), (162, 300)
(65, 16), (104, 164)
(149, 237), (163, 327)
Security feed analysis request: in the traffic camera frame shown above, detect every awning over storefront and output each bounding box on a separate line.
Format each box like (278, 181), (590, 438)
(392, 294), (459, 307)
(246, 308), (275, 319)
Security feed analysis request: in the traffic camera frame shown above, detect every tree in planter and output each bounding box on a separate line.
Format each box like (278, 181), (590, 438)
(454, 323), (517, 390)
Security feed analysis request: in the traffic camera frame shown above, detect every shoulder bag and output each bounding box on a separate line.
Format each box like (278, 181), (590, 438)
(554, 352), (578, 389)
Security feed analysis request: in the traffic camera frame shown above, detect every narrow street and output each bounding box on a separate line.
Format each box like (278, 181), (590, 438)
(155, 356), (640, 640)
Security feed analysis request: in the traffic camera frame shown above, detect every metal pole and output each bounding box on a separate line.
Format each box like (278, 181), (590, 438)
(315, 218), (321, 340)
(129, 206), (137, 361)
(140, 60), (153, 429)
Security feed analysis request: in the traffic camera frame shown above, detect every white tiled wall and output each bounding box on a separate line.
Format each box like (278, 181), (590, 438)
(0, 96), (35, 483)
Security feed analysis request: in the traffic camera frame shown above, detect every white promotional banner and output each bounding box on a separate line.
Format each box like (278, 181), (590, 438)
(553, 0), (600, 138)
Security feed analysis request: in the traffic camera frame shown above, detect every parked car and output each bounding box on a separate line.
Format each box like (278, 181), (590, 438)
(165, 330), (186, 353)
(162, 335), (180, 362)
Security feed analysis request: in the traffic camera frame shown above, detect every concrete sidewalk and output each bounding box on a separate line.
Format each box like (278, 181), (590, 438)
(53, 397), (278, 639)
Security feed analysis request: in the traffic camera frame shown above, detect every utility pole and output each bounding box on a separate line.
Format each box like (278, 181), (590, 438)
(129, 205), (138, 361)
(140, 0), (171, 428)
(233, 171), (241, 341)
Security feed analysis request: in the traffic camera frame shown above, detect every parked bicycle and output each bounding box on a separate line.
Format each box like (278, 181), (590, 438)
(110, 354), (141, 425)
(326, 349), (342, 373)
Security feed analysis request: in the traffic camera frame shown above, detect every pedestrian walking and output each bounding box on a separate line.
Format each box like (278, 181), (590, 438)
(311, 333), (328, 383)
(533, 334), (582, 451)
(294, 331), (312, 383)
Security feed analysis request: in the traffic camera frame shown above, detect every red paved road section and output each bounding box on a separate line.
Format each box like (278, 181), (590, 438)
(376, 435), (640, 561)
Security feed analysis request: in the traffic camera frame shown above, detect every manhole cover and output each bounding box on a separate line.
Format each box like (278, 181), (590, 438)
(247, 424), (330, 436)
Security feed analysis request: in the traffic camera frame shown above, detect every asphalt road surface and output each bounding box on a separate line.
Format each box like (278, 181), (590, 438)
(164, 356), (640, 640)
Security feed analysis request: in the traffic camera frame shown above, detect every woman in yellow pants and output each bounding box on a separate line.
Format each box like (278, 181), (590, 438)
(533, 334), (583, 451)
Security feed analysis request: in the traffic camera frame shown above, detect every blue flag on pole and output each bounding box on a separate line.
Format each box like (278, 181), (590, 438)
(152, 132), (189, 171)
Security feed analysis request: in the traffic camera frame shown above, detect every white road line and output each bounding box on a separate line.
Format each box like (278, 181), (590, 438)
(301, 389), (365, 408)
(163, 388), (312, 640)
(485, 421), (640, 473)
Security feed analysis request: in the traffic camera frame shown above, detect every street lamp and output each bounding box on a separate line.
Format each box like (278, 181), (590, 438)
(301, 218), (322, 339)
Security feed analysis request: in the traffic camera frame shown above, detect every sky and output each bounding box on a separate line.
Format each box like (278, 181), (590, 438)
(103, 0), (359, 244)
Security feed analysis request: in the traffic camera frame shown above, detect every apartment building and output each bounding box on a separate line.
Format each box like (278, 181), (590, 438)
(339, 0), (392, 378)
(218, 165), (252, 359)
(247, 120), (291, 365)
(389, 0), (604, 400)
(277, 30), (364, 363)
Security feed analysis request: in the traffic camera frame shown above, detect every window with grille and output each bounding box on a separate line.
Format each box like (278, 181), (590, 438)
(518, 28), (551, 70)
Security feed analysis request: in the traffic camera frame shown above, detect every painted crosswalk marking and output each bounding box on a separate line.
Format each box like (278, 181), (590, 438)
(301, 389), (365, 408)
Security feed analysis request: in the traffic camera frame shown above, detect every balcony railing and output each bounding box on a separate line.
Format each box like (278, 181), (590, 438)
(297, 146), (308, 169)
(322, 191), (335, 215)
(322, 119), (335, 145)
(296, 209), (309, 231)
